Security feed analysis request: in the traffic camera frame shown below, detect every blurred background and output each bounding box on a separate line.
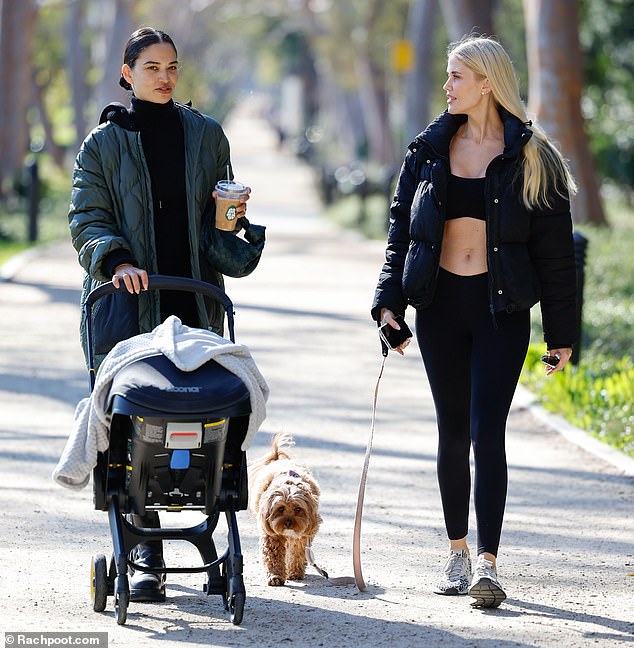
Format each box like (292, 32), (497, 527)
(0, 0), (632, 456)
(1, 0), (632, 224)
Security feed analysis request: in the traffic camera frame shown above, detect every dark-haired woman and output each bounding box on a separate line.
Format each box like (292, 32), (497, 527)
(69, 27), (260, 602)
(372, 36), (577, 608)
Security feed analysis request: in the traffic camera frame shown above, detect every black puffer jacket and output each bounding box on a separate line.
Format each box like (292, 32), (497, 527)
(372, 109), (577, 349)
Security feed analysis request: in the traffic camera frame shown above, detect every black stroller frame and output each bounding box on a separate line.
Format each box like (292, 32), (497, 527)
(85, 275), (252, 626)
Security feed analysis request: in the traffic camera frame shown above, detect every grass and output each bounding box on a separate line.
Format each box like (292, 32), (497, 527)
(0, 173), (70, 270)
(0, 241), (31, 268)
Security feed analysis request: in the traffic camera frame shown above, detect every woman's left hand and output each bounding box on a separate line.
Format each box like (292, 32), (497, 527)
(212, 186), (251, 219)
(544, 347), (573, 375)
(235, 187), (251, 218)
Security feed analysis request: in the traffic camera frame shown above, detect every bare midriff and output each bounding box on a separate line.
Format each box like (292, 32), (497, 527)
(439, 217), (488, 275)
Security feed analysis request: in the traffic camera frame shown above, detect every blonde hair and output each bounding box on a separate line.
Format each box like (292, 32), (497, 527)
(448, 36), (577, 210)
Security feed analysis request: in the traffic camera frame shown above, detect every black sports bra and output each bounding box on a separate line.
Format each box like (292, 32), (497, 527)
(446, 174), (486, 221)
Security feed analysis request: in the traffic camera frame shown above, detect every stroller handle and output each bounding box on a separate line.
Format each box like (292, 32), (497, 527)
(84, 274), (236, 385)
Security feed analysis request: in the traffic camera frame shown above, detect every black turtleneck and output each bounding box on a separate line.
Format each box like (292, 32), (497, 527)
(128, 97), (197, 325)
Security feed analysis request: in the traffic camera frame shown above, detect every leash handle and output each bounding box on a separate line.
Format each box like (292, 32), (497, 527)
(352, 354), (386, 591)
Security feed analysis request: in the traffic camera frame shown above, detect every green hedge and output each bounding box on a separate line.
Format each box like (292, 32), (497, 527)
(521, 345), (634, 457)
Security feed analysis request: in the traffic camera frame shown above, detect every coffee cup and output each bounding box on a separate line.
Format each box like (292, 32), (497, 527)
(214, 180), (249, 231)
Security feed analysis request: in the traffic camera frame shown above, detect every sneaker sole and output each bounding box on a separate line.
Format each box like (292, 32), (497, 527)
(468, 578), (506, 608)
(433, 586), (468, 596)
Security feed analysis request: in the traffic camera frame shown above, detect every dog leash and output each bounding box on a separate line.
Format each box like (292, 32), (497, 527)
(305, 541), (329, 579)
(304, 348), (385, 590)
(305, 541), (356, 585)
(304, 349), (388, 589)
(352, 353), (387, 591)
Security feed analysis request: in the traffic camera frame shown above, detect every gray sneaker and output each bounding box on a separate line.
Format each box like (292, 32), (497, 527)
(434, 549), (472, 595)
(468, 555), (506, 608)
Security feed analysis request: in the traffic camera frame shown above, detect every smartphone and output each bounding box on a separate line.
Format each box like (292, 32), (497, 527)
(379, 315), (413, 350)
(540, 354), (560, 367)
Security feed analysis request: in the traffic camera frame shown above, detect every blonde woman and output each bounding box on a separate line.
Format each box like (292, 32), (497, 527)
(372, 36), (577, 608)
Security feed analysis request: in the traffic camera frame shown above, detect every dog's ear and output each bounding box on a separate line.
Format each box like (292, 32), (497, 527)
(258, 492), (277, 535)
(304, 502), (322, 537)
(304, 476), (320, 498)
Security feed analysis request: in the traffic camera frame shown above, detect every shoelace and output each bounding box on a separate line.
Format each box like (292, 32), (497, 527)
(445, 552), (468, 579)
(473, 557), (496, 580)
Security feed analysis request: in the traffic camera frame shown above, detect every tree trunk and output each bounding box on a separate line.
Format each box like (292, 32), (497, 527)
(441, 0), (496, 40)
(0, 0), (37, 195)
(524, 0), (606, 225)
(315, 58), (362, 162)
(354, 53), (396, 166)
(31, 69), (65, 168)
(92, 0), (136, 123)
(404, 0), (439, 145)
(66, 0), (90, 150)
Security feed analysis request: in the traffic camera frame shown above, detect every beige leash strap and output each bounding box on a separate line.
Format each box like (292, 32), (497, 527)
(306, 542), (329, 579)
(352, 355), (386, 591)
(303, 355), (386, 590)
(306, 542), (356, 585)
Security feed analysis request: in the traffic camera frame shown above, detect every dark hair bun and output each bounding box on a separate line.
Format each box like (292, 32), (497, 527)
(119, 75), (132, 91)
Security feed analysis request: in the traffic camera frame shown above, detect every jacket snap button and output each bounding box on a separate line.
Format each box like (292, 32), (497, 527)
(498, 289), (503, 294)
(493, 247), (498, 252)
(494, 198), (499, 203)
(426, 159), (430, 164)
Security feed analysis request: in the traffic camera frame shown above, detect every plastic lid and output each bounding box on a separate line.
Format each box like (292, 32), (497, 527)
(215, 179), (247, 194)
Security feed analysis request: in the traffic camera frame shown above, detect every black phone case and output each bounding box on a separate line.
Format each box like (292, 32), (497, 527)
(379, 316), (412, 349)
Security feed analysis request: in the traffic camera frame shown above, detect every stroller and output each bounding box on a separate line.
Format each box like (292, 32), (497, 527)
(85, 275), (254, 626)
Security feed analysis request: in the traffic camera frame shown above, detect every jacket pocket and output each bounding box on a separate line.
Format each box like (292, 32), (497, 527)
(497, 244), (540, 310)
(402, 240), (438, 309)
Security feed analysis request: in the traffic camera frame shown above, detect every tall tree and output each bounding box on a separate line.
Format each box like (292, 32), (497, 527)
(441, 0), (497, 39)
(92, 0), (136, 122)
(66, 0), (90, 148)
(524, 0), (606, 224)
(0, 0), (37, 195)
(404, 0), (439, 145)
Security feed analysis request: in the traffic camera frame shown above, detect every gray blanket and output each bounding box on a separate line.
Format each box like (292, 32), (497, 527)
(53, 316), (269, 490)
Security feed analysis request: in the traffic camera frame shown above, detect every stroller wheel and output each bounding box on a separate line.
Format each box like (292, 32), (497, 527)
(229, 591), (245, 625)
(90, 554), (108, 613)
(115, 591), (129, 625)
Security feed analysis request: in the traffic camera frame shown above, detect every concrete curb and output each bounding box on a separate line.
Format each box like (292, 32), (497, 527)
(0, 242), (55, 282)
(514, 384), (634, 477)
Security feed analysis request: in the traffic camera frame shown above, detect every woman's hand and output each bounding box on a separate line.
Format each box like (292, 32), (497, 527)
(380, 307), (411, 355)
(236, 186), (251, 219)
(112, 263), (148, 294)
(212, 186), (251, 219)
(544, 347), (573, 376)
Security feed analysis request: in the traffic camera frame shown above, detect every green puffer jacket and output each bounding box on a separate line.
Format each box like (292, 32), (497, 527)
(69, 103), (231, 367)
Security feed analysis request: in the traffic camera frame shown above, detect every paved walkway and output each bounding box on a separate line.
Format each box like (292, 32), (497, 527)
(0, 97), (632, 647)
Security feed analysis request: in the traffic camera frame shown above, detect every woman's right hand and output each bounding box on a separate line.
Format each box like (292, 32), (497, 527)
(112, 263), (148, 294)
(380, 308), (411, 355)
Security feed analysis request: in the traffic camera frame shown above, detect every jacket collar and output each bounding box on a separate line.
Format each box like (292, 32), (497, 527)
(98, 100), (201, 132)
(410, 107), (532, 160)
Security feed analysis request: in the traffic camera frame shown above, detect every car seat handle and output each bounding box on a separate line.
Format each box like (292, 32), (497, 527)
(84, 274), (237, 387)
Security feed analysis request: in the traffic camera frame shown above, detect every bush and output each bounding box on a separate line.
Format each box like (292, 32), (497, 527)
(522, 345), (634, 457)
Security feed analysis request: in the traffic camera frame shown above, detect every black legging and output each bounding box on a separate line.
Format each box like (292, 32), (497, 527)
(415, 268), (530, 556)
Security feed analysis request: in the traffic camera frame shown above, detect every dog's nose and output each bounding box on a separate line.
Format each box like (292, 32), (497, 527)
(284, 519), (293, 529)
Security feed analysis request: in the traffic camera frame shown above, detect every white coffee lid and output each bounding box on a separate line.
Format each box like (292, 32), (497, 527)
(216, 179), (247, 193)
